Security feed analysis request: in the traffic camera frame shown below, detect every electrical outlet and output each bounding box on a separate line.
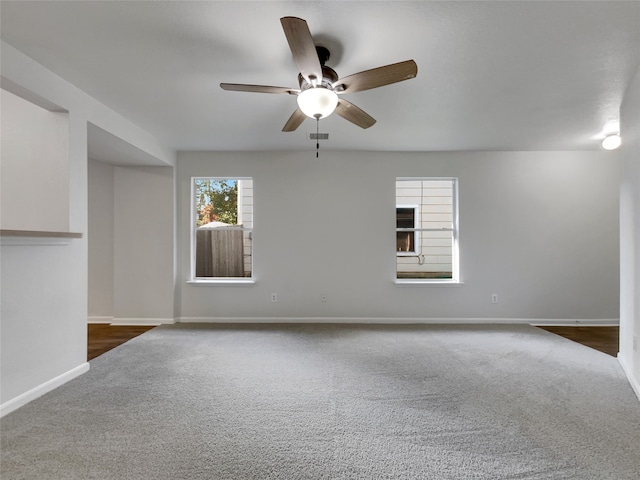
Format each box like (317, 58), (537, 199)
(271, 293), (278, 303)
(320, 293), (327, 303)
(491, 294), (498, 304)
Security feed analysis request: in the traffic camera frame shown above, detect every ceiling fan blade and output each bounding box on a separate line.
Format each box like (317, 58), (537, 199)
(220, 83), (299, 95)
(282, 108), (307, 132)
(335, 99), (376, 129)
(280, 17), (323, 85)
(334, 60), (418, 94)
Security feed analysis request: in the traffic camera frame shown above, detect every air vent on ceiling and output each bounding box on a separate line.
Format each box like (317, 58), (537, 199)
(309, 133), (329, 140)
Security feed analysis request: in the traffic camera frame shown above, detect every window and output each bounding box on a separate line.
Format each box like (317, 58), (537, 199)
(191, 178), (253, 281)
(396, 178), (458, 281)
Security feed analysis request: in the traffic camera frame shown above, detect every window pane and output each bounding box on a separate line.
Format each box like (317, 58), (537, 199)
(397, 231), (415, 253)
(396, 207), (415, 228)
(395, 232), (453, 279)
(396, 178), (457, 280)
(396, 207), (417, 253)
(193, 178), (252, 278)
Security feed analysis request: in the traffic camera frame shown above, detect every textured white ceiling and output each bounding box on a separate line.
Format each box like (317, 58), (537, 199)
(2, 1), (639, 152)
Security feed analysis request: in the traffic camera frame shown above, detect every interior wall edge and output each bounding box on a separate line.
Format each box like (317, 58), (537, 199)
(618, 356), (640, 401)
(0, 363), (90, 419)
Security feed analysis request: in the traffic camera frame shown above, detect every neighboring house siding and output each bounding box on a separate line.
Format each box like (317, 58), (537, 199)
(239, 179), (253, 276)
(396, 179), (453, 277)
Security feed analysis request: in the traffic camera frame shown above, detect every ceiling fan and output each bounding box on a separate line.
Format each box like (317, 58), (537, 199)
(220, 16), (418, 132)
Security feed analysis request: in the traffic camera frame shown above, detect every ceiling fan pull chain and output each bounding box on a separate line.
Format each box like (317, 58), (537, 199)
(315, 114), (321, 158)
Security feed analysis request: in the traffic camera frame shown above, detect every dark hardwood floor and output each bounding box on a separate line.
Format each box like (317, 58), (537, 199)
(88, 324), (620, 361)
(537, 325), (619, 357)
(88, 324), (156, 361)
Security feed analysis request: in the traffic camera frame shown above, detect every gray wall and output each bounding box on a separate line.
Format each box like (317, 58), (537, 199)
(1, 89), (69, 232)
(88, 159), (115, 321)
(177, 150), (620, 322)
(88, 160), (175, 324)
(112, 165), (174, 323)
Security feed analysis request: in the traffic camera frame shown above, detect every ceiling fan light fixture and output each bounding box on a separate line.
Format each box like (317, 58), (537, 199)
(297, 87), (338, 119)
(602, 133), (621, 150)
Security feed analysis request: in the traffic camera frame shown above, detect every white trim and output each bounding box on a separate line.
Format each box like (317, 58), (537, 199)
(88, 316), (114, 324)
(532, 320), (619, 326)
(618, 355), (640, 401)
(451, 178), (459, 282)
(0, 362), (90, 418)
(190, 177), (196, 279)
(111, 317), (175, 326)
(177, 317), (619, 325)
(237, 179), (244, 225)
(0, 236), (74, 246)
(186, 279), (256, 286)
(0, 230), (82, 246)
(394, 279), (464, 286)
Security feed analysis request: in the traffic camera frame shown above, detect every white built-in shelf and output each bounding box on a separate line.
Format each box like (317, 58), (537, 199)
(0, 230), (83, 246)
(1, 229), (82, 238)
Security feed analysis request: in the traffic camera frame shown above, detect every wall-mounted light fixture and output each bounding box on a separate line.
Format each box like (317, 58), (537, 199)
(602, 133), (622, 150)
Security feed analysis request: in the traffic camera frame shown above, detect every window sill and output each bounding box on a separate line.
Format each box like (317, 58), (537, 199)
(394, 279), (463, 286)
(187, 279), (255, 286)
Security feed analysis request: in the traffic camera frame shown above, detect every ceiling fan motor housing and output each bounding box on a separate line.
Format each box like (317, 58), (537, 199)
(298, 65), (338, 91)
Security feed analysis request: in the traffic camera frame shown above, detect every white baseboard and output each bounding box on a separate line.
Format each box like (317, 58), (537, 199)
(618, 355), (640, 401)
(111, 317), (175, 326)
(176, 317), (619, 325)
(0, 362), (90, 418)
(88, 317), (174, 326)
(532, 319), (619, 326)
(88, 316), (113, 324)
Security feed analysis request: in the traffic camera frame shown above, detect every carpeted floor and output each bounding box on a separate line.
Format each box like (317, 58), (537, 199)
(2, 323), (639, 479)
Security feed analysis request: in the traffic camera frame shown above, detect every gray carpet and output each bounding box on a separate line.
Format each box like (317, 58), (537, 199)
(2, 323), (639, 479)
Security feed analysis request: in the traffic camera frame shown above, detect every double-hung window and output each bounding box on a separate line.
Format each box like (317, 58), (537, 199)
(396, 178), (458, 282)
(191, 177), (253, 281)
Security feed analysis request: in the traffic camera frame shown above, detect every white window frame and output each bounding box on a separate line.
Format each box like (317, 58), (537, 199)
(395, 177), (460, 285)
(188, 177), (255, 285)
